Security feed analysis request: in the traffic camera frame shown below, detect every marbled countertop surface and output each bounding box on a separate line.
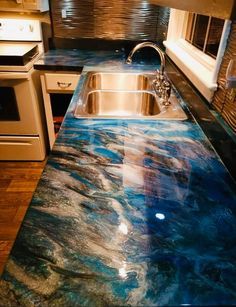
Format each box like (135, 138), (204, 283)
(1, 51), (236, 306)
(34, 49), (126, 71)
(33, 48), (160, 71)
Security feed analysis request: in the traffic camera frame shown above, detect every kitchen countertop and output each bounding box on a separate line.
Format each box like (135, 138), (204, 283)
(34, 49), (236, 179)
(33, 49), (126, 71)
(0, 50), (236, 306)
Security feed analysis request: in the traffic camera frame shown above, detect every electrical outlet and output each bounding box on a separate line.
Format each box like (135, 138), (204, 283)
(61, 9), (67, 19)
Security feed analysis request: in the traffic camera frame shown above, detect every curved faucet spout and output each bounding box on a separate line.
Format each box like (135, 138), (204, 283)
(126, 42), (166, 76)
(126, 41), (171, 106)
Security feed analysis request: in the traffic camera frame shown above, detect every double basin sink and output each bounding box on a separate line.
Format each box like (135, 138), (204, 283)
(74, 71), (187, 120)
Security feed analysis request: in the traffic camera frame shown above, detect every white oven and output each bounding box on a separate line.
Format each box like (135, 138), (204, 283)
(0, 18), (47, 161)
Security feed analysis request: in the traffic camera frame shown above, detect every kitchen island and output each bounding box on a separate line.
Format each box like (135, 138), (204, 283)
(0, 51), (236, 306)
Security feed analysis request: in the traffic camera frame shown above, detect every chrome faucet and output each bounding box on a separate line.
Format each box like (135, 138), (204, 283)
(126, 42), (171, 106)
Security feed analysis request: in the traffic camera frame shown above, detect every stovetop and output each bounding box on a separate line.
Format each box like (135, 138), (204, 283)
(0, 42), (39, 67)
(0, 42), (38, 56)
(0, 18), (43, 72)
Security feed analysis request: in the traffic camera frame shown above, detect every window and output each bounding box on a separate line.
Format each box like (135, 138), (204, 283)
(164, 9), (231, 101)
(185, 13), (225, 59)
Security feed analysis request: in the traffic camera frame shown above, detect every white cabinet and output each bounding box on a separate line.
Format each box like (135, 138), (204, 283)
(0, 0), (49, 12)
(40, 72), (80, 149)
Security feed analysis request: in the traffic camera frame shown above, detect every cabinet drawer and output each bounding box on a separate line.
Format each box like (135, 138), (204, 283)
(0, 136), (45, 161)
(45, 73), (80, 93)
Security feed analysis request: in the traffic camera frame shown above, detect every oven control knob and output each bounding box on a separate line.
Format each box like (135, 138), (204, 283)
(29, 24), (34, 32)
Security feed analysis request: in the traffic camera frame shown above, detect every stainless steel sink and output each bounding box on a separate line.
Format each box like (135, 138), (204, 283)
(84, 90), (160, 117)
(88, 72), (150, 91)
(74, 71), (188, 120)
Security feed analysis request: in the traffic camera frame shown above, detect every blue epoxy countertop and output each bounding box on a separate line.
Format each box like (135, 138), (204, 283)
(33, 49), (126, 71)
(33, 48), (160, 71)
(0, 50), (236, 306)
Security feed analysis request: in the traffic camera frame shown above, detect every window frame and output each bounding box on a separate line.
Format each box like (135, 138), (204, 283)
(164, 9), (231, 101)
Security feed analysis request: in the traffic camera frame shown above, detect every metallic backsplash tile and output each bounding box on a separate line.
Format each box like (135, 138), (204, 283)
(212, 20), (236, 132)
(50, 0), (169, 41)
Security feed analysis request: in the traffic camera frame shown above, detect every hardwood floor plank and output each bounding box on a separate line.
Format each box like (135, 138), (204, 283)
(6, 179), (38, 192)
(0, 241), (13, 258)
(0, 180), (11, 191)
(0, 207), (18, 222)
(0, 169), (43, 180)
(0, 192), (33, 206)
(0, 161), (47, 169)
(0, 241), (14, 276)
(0, 223), (21, 241)
(0, 160), (46, 276)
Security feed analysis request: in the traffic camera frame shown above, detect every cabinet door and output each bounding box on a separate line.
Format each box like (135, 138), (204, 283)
(23, 0), (48, 11)
(0, 0), (23, 10)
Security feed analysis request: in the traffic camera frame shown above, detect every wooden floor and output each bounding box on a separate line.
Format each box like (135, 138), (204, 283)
(0, 160), (46, 276)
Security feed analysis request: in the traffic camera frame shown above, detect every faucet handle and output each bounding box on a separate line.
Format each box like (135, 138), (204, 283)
(152, 73), (163, 96)
(153, 72), (163, 86)
(161, 78), (171, 106)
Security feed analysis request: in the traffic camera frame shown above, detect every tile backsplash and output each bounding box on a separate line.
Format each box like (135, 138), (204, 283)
(50, 0), (170, 42)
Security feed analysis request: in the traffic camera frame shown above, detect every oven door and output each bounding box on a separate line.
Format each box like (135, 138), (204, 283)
(0, 71), (38, 135)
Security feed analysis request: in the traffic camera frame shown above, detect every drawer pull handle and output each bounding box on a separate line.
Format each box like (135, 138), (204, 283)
(57, 82), (72, 88)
